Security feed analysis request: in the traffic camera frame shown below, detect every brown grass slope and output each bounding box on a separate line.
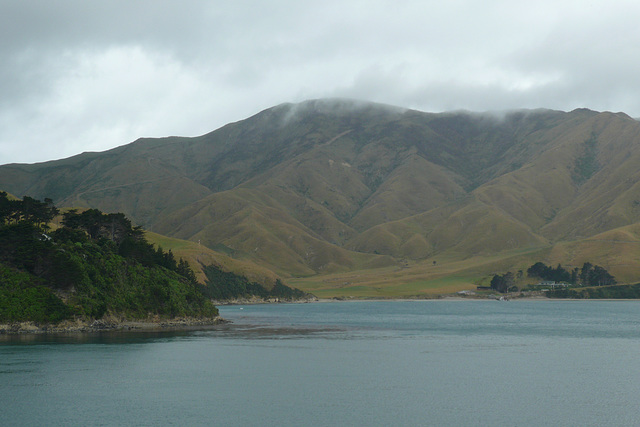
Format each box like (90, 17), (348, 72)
(153, 187), (395, 277)
(144, 231), (284, 288)
(541, 113), (640, 239)
(2, 100), (640, 292)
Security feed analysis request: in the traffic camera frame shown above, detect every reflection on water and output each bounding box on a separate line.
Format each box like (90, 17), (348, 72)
(0, 329), (195, 345)
(0, 322), (346, 346)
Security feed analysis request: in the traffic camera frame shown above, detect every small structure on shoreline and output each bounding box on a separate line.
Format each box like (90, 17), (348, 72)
(457, 290), (476, 296)
(531, 281), (569, 290)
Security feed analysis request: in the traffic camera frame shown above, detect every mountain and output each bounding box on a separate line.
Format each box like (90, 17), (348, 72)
(3, 99), (640, 296)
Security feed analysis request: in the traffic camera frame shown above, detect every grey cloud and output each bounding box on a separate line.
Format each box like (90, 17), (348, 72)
(3, 0), (640, 164)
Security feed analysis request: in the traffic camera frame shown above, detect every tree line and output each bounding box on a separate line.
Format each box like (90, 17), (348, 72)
(490, 261), (616, 293)
(61, 208), (195, 280)
(201, 264), (309, 301)
(526, 262), (615, 287)
(0, 193), (58, 230)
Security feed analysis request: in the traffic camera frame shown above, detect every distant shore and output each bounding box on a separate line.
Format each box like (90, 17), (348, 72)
(4, 294), (638, 336)
(0, 316), (228, 335)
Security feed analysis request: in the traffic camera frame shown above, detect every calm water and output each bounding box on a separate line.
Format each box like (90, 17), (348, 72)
(2, 300), (640, 426)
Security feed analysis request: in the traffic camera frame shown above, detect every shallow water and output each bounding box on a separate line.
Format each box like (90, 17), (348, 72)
(2, 300), (640, 426)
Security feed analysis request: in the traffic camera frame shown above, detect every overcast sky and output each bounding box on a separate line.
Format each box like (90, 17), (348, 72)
(2, 0), (640, 165)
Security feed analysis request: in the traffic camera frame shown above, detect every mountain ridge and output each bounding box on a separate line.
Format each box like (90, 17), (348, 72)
(3, 99), (640, 295)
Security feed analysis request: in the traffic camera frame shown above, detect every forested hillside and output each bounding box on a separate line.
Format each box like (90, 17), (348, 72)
(0, 192), (218, 323)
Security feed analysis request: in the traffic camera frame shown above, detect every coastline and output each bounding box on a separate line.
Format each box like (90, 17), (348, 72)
(212, 295), (319, 305)
(4, 294), (637, 336)
(0, 316), (228, 336)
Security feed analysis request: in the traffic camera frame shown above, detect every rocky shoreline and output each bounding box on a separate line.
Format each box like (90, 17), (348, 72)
(0, 296), (317, 335)
(0, 316), (228, 335)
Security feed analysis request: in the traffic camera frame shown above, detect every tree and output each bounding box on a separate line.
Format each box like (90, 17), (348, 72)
(104, 213), (133, 244)
(527, 262), (571, 283)
(177, 258), (197, 283)
(0, 192), (14, 223)
(62, 209), (141, 244)
(20, 196), (58, 230)
(0, 193), (58, 229)
(62, 209), (103, 239)
(527, 262), (550, 279)
(490, 271), (514, 293)
(551, 264), (571, 283)
(571, 268), (579, 285)
(589, 265), (616, 286)
(580, 262), (593, 286)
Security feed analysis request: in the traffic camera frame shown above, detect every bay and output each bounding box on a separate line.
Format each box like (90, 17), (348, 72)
(2, 300), (640, 426)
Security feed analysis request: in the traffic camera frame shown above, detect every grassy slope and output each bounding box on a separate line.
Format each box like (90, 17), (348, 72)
(3, 102), (640, 297)
(292, 219), (640, 298)
(288, 247), (547, 297)
(144, 231), (285, 289)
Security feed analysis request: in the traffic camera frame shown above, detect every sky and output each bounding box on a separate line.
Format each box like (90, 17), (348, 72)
(2, 0), (640, 165)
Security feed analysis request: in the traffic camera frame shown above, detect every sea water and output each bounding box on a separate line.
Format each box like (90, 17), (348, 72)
(2, 300), (640, 426)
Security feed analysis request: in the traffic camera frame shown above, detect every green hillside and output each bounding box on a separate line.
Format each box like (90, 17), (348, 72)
(0, 194), (218, 323)
(3, 99), (640, 296)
